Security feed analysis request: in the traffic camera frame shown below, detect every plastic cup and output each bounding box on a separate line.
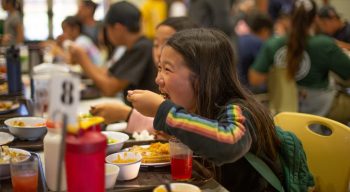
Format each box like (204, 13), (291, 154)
(169, 138), (193, 181)
(10, 158), (38, 192)
(33, 72), (53, 118)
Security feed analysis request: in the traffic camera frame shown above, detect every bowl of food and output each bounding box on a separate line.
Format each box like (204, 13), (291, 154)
(5, 117), (47, 140)
(101, 131), (129, 154)
(105, 163), (119, 189)
(153, 183), (201, 192)
(105, 152), (142, 180)
(0, 146), (31, 179)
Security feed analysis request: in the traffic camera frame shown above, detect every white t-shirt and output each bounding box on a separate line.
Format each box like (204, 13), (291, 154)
(75, 35), (102, 66)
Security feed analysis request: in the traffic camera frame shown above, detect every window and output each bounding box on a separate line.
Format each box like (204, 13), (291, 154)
(8, 0), (108, 41)
(52, 0), (78, 38)
(23, 0), (48, 41)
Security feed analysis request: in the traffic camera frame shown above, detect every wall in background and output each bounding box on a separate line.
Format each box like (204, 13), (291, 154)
(316, 0), (350, 21)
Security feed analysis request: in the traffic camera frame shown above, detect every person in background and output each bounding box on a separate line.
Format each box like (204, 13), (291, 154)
(273, 12), (291, 36)
(232, 0), (255, 36)
(69, 1), (157, 104)
(76, 0), (102, 46)
(127, 28), (285, 191)
(1, 0), (23, 46)
(249, 0), (350, 124)
(90, 17), (198, 134)
(237, 11), (273, 94)
(268, 0), (293, 22)
(41, 16), (102, 65)
(140, 0), (167, 39)
(316, 5), (350, 50)
(189, 0), (234, 37)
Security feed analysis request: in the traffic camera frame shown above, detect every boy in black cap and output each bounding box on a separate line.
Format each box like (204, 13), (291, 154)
(70, 1), (157, 105)
(317, 5), (350, 47)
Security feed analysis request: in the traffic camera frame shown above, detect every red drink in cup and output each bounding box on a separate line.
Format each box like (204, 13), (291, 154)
(12, 171), (38, 192)
(10, 158), (38, 192)
(171, 154), (193, 180)
(169, 138), (193, 181)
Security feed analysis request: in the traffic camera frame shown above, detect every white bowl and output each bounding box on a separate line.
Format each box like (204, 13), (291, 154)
(105, 152), (142, 180)
(5, 117), (47, 140)
(105, 164), (119, 189)
(101, 131), (129, 154)
(153, 183), (202, 192)
(0, 148), (31, 179)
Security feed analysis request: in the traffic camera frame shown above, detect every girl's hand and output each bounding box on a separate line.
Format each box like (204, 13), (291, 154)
(127, 90), (165, 117)
(89, 102), (131, 124)
(67, 44), (86, 64)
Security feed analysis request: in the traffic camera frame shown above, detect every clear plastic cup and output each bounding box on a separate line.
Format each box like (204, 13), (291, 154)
(10, 158), (38, 192)
(169, 138), (193, 181)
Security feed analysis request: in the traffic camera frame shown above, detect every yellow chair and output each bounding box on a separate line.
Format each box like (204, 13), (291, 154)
(274, 112), (350, 192)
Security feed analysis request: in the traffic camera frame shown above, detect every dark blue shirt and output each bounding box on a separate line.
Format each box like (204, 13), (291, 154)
(333, 22), (350, 43)
(237, 34), (267, 93)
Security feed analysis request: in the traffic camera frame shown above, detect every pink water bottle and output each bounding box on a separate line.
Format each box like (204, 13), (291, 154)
(65, 123), (107, 192)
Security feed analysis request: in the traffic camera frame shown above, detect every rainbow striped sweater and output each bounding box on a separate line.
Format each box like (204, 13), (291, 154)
(154, 100), (253, 166)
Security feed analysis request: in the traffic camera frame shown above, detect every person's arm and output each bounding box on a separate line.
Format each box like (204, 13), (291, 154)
(126, 109), (155, 134)
(249, 69), (268, 86)
(154, 100), (252, 165)
(249, 38), (274, 86)
(328, 40), (350, 80)
(15, 23), (24, 44)
(335, 40), (350, 50)
(90, 102), (132, 124)
(70, 45), (129, 96)
(90, 101), (156, 134)
(126, 90), (252, 164)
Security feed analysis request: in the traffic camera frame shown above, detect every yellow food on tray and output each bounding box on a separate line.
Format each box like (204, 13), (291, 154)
(12, 120), (25, 127)
(112, 152), (137, 164)
(0, 146), (29, 164)
(0, 101), (12, 110)
(0, 83), (7, 94)
(129, 142), (170, 163)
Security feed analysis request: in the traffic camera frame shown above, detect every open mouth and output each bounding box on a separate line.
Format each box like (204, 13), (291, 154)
(159, 90), (170, 99)
(158, 87), (169, 99)
(160, 93), (170, 99)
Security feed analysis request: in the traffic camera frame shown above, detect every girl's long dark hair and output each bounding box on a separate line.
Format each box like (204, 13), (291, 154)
(286, 0), (317, 79)
(166, 29), (279, 159)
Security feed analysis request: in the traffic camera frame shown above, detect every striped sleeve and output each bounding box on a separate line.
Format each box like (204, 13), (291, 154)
(154, 100), (252, 165)
(166, 104), (246, 144)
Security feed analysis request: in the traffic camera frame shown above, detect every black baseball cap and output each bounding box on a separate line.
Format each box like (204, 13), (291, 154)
(318, 5), (340, 19)
(104, 1), (141, 32)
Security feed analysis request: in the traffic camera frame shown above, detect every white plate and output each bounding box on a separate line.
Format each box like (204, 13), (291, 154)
(123, 145), (170, 167)
(0, 132), (14, 145)
(0, 101), (20, 114)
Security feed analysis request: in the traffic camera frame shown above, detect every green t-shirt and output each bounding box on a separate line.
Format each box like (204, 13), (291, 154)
(252, 35), (350, 89)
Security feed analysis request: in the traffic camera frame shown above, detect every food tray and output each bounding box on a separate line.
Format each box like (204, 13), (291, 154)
(0, 152), (48, 192)
(0, 97), (43, 151)
(0, 97), (33, 123)
(108, 159), (212, 192)
(107, 140), (213, 192)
